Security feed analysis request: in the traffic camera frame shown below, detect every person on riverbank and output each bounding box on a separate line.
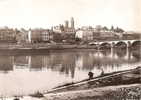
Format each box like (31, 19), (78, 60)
(88, 71), (94, 79)
(101, 69), (104, 76)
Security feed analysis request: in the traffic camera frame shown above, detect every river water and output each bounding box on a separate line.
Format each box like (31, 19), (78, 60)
(0, 48), (140, 97)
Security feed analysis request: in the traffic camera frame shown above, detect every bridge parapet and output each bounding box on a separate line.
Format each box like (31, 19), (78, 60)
(90, 39), (141, 48)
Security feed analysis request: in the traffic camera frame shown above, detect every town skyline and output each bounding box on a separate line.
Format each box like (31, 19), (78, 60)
(0, 0), (141, 32)
(0, 17), (138, 33)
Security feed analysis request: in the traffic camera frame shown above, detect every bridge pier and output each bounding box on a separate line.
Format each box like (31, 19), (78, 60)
(110, 46), (114, 58)
(124, 46), (132, 60)
(127, 41), (132, 48)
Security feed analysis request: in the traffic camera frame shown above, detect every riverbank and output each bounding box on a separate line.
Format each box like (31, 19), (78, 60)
(0, 44), (98, 55)
(0, 48), (98, 56)
(1, 84), (141, 100)
(0, 43), (96, 50)
(43, 84), (141, 100)
(42, 67), (141, 100)
(0, 43), (140, 51)
(45, 66), (141, 93)
(0, 43), (140, 56)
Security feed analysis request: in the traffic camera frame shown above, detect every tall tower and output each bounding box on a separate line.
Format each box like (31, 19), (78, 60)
(65, 20), (69, 28)
(70, 17), (74, 29)
(28, 29), (32, 43)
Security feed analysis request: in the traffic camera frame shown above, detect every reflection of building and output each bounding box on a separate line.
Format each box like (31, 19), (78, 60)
(75, 54), (83, 69)
(61, 53), (75, 78)
(82, 53), (94, 70)
(30, 56), (43, 70)
(44, 53), (76, 78)
(42, 55), (52, 68)
(0, 56), (13, 72)
(13, 56), (31, 71)
(14, 56), (30, 67)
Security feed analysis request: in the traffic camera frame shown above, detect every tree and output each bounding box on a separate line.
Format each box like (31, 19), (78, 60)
(114, 27), (124, 33)
(102, 26), (109, 31)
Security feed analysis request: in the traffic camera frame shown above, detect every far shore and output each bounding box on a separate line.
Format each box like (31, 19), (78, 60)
(0, 43), (140, 55)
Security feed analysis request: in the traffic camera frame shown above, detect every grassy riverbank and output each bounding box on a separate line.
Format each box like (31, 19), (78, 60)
(45, 67), (140, 93)
(41, 66), (141, 100)
(43, 84), (141, 100)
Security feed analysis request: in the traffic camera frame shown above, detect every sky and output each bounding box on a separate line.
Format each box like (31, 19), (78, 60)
(0, 0), (141, 31)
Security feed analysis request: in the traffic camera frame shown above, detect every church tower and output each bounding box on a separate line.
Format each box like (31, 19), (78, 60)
(70, 17), (74, 29)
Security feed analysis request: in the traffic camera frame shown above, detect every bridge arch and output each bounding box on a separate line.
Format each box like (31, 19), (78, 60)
(114, 41), (127, 48)
(131, 40), (141, 47)
(99, 42), (111, 49)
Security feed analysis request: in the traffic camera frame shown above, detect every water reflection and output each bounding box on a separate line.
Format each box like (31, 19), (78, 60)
(0, 49), (140, 73)
(0, 56), (13, 73)
(0, 49), (140, 74)
(0, 49), (140, 96)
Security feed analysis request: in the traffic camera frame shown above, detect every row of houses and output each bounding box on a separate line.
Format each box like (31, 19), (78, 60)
(0, 26), (139, 44)
(0, 28), (17, 43)
(75, 26), (123, 41)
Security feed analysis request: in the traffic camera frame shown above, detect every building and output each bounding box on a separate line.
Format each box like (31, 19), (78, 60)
(53, 17), (75, 34)
(65, 20), (69, 28)
(52, 18), (76, 42)
(27, 29), (53, 43)
(0, 27), (17, 43)
(75, 30), (93, 41)
(16, 29), (28, 43)
(75, 26), (100, 41)
(71, 17), (74, 29)
(99, 31), (115, 37)
(64, 17), (75, 34)
(53, 25), (64, 33)
(41, 30), (53, 42)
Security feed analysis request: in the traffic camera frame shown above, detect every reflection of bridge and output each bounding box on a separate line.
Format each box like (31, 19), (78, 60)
(90, 39), (141, 48)
(89, 39), (141, 61)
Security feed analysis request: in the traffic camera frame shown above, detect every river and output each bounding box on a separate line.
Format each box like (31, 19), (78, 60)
(0, 48), (140, 97)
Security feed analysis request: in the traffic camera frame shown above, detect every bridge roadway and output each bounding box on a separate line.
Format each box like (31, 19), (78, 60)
(89, 39), (141, 48)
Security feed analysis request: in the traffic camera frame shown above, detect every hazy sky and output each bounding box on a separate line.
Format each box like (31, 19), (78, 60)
(0, 0), (141, 31)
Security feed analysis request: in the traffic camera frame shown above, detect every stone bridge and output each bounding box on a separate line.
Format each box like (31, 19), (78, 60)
(89, 39), (141, 48)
